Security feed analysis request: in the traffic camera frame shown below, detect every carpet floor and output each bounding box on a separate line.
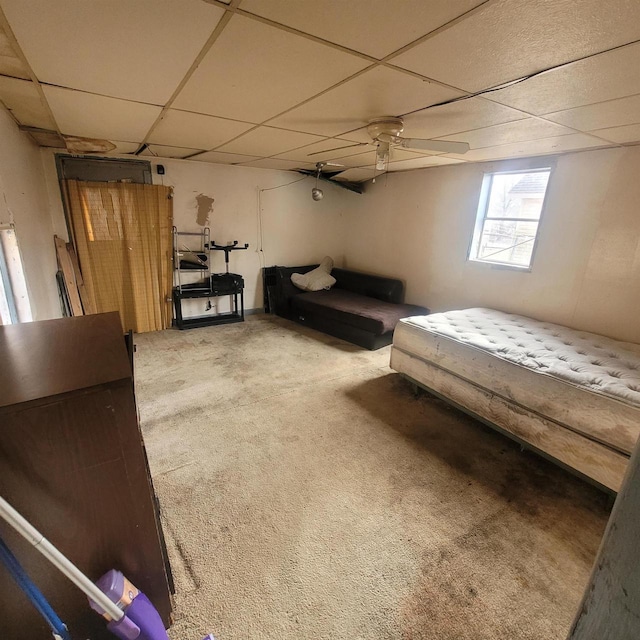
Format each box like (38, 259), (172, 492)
(135, 315), (610, 640)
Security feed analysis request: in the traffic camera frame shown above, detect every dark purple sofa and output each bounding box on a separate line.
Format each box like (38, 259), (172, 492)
(272, 265), (429, 350)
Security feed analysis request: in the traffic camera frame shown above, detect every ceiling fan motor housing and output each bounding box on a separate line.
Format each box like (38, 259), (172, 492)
(366, 117), (404, 141)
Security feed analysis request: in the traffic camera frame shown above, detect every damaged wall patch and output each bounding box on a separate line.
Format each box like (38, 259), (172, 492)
(195, 193), (215, 226)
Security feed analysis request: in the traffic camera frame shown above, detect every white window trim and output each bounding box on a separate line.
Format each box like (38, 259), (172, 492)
(467, 163), (554, 272)
(0, 224), (32, 323)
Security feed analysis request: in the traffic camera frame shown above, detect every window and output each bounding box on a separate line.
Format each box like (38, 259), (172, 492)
(468, 168), (551, 269)
(0, 226), (32, 324)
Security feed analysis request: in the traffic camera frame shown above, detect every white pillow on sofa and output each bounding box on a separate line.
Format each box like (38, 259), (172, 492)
(291, 256), (336, 292)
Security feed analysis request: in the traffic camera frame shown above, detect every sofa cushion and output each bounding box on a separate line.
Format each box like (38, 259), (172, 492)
(292, 289), (428, 336)
(332, 268), (404, 303)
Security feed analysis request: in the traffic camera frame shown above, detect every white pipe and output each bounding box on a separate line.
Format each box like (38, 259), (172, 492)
(0, 496), (124, 621)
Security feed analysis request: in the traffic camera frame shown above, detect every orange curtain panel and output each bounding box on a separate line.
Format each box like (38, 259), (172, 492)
(65, 180), (173, 332)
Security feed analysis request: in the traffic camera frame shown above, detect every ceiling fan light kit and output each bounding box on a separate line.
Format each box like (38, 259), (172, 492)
(375, 141), (390, 170)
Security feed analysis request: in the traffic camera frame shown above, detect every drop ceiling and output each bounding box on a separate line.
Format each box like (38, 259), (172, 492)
(0, 0), (639, 183)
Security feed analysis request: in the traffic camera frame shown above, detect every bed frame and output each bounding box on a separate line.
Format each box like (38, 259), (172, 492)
(390, 310), (640, 493)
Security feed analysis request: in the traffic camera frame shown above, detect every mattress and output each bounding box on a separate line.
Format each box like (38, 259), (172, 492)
(392, 308), (640, 455)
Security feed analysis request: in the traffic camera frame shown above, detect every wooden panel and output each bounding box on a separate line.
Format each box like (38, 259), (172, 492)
(568, 439), (640, 639)
(67, 243), (97, 314)
(0, 386), (171, 640)
(390, 348), (628, 491)
(54, 235), (83, 316)
(0, 314), (172, 638)
(0, 313), (130, 408)
(107, 384), (172, 622)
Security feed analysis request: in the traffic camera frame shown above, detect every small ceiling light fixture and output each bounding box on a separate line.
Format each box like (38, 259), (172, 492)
(375, 140), (390, 171)
(312, 163), (324, 201)
(310, 162), (345, 200)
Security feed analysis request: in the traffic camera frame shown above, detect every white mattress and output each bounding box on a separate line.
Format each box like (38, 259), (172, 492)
(393, 308), (640, 455)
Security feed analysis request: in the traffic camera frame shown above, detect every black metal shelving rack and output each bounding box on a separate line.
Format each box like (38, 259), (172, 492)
(172, 227), (246, 329)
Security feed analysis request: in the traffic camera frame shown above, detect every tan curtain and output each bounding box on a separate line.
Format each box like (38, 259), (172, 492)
(65, 180), (173, 333)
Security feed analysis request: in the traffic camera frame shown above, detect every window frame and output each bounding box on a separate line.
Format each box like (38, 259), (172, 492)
(0, 227), (18, 324)
(0, 224), (32, 324)
(467, 166), (553, 271)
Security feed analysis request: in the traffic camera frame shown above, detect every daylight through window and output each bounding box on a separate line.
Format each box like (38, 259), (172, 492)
(0, 226), (32, 324)
(469, 169), (551, 269)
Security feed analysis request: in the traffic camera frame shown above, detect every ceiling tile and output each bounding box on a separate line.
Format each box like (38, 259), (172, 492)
(216, 126), (325, 156)
(268, 66), (464, 136)
(332, 168), (376, 182)
(590, 124), (640, 144)
(0, 26), (29, 78)
(42, 86), (162, 140)
(148, 110), (254, 149)
(238, 158), (316, 171)
(390, 0), (640, 92)
(240, 0), (485, 59)
(383, 156), (466, 171)
(401, 97), (526, 140)
(191, 151), (262, 164)
(0, 76), (55, 129)
(1, 0), (225, 104)
(445, 133), (612, 162)
(488, 42), (640, 115)
(543, 94), (640, 132)
(172, 14), (369, 123)
(0, 54), (27, 79)
(142, 145), (203, 159)
(438, 118), (576, 149)
(275, 138), (365, 162)
(103, 141), (141, 155)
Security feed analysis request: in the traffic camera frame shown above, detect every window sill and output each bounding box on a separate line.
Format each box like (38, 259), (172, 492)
(467, 258), (532, 273)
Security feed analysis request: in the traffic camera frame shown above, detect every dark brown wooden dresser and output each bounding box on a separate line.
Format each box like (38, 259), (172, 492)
(0, 312), (172, 640)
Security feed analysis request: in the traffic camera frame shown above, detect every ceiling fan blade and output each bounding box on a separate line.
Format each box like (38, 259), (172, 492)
(306, 142), (366, 157)
(399, 138), (470, 154)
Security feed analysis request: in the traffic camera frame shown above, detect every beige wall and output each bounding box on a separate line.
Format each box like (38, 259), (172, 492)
(0, 108), (59, 320)
(344, 147), (640, 344)
(148, 158), (352, 314)
(42, 151), (354, 316)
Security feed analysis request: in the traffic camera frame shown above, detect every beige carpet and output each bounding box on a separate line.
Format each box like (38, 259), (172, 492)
(135, 315), (610, 640)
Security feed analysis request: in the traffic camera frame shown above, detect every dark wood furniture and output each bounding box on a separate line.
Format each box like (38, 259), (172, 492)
(0, 313), (172, 640)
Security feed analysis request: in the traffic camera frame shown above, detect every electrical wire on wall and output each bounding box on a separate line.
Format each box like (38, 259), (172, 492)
(256, 175), (310, 268)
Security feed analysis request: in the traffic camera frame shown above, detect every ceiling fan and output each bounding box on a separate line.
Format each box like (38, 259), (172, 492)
(367, 116), (469, 168)
(309, 116), (470, 170)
